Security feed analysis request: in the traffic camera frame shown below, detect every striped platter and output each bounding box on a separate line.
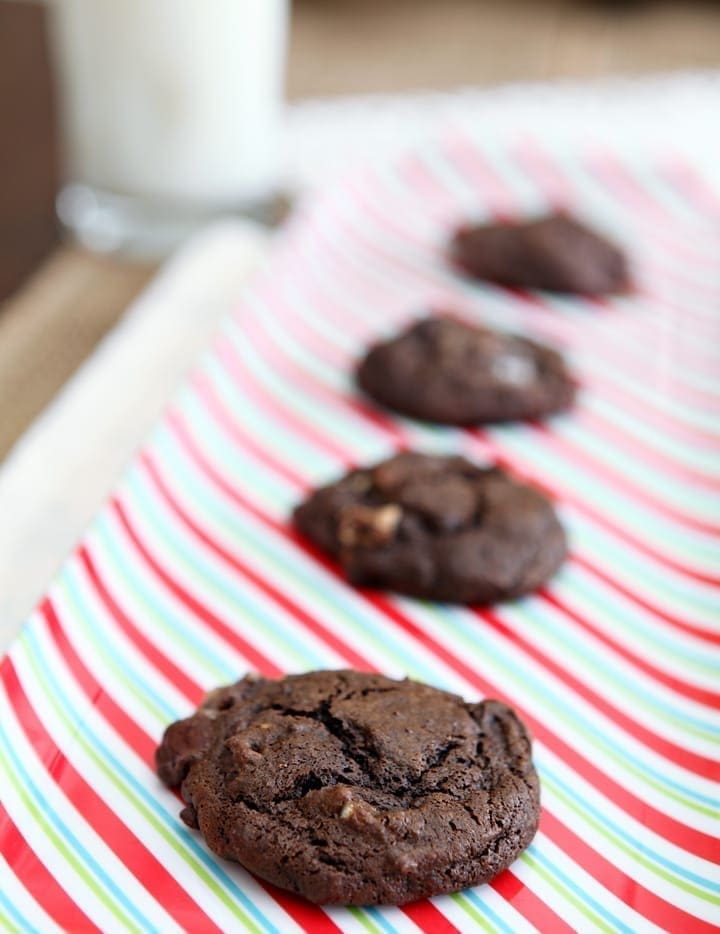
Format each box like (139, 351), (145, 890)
(1, 130), (719, 933)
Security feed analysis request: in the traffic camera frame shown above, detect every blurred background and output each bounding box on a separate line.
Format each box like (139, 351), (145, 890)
(1, 0), (720, 460)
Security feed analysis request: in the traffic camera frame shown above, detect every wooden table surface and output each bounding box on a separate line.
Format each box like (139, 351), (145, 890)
(2, 0), (720, 460)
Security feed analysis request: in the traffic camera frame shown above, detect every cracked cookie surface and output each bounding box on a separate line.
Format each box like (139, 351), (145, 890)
(357, 316), (575, 424)
(293, 452), (567, 604)
(156, 670), (540, 905)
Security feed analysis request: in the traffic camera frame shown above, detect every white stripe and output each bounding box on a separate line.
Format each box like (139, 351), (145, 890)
(0, 666), (179, 934)
(14, 615), (304, 934)
(541, 746), (720, 916)
(52, 563), (189, 726)
(0, 851), (64, 934)
(121, 467), (345, 671)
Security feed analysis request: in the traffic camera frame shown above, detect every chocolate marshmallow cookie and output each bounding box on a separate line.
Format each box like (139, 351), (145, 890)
(157, 670), (540, 905)
(356, 316), (575, 424)
(293, 452), (566, 604)
(451, 213), (628, 294)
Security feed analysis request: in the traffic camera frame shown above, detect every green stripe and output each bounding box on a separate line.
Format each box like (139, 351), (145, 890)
(449, 893), (499, 933)
(121, 473), (325, 672)
(571, 517), (720, 617)
(494, 430), (718, 566)
(20, 617), (265, 932)
(0, 721), (140, 933)
(562, 573), (719, 677)
(0, 909), (23, 934)
(543, 773), (720, 905)
(94, 517), (232, 684)
(58, 575), (171, 727)
(519, 851), (616, 934)
(512, 598), (719, 743)
(422, 603), (718, 821)
(347, 907), (384, 934)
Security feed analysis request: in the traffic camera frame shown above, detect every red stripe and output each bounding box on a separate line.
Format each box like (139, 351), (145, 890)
(0, 797), (100, 933)
(587, 150), (718, 242)
(112, 497), (284, 679)
(500, 140), (717, 322)
(163, 408), (720, 861)
(570, 554), (720, 648)
(574, 374), (720, 449)
(35, 603), (345, 934)
(472, 428), (720, 587)
(1, 658), (222, 934)
(538, 811), (720, 934)
(660, 158), (720, 219)
(250, 884), (344, 934)
(213, 340), (354, 468)
(514, 138), (719, 271)
(193, 370), (316, 488)
(231, 292), (407, 455)
(139, 447), (371, 673)
(222, 306), (404, 449)
(79, 546), (204, 705)
(538, 588), (720, 710)
(516, 137), (720, 299)
(401, 901), (462, 934)
(478, 606), (720, 778)
(489, 872), (574, 934)
(568, 336), (720, 415)
(400, 135), (716, 370)
(530, 421), (719, 537)
(570, 407), (720, 491)
(41, 598), (158, 765)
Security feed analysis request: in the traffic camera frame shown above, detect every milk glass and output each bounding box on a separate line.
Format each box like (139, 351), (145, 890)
(49, 0), (289, 254)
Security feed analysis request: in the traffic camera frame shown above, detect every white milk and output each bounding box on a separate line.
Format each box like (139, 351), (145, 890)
(50, 0), (288, 204)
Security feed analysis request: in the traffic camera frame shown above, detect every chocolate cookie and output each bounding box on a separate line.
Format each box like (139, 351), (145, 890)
(356, 316), (575, 425)
(293, 452), (566, 604)
(450, 213), (628, 294)
(157, 670), (540, 905)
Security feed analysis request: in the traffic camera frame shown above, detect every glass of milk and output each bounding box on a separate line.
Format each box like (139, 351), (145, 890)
(49, 0), (289, 254)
